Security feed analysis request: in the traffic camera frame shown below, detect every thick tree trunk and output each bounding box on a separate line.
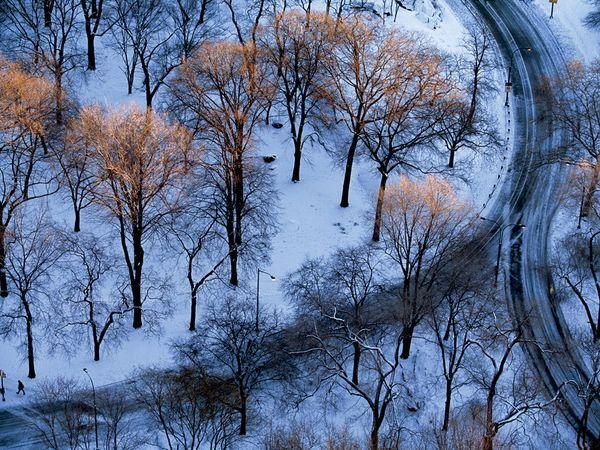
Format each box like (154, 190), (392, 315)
(483, 392), (495, 450)
(352, 341), (361, 385)
(94, 342), (100, 361)
(239, 394), (247, 435)
(442, 379), (452, 431)
(400, 326), (413, 359)
(44, 0), (53, 27)
(448, 147), (456, 168)
(370, 423), (380, 450)
(86, 32), (96, 71)
(74, 209), (81, 233)
(131, 231), (144, 329)
(23, 300), (36, 378)
(55, 74), (63, 125)
(292, 139), (302, 182)
(189, 291), (197, 331)
(127, 66), (135, 95)
(340, 132), (360, 208)
(372, 171), (388, 242)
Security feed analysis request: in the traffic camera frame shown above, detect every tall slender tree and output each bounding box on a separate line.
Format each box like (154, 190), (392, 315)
(83, 105), (193, 329)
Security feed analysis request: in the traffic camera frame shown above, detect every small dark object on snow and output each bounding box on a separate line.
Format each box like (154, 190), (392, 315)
(272, 122), (284, 129)
(263, 155), (277, 163)
(17, 380), (25, 395)
(407, 405), (418, 412)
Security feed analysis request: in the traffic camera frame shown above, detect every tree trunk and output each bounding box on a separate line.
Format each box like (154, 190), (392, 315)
(370, 424), (379, 450)
(189, 291), (197, 331)
(340, 132), (360, 208)
(131, 231), (144, 329)
(228, 245), (239, 286)
(55, 73), (63, 125)
(94, 342), (100, 361)
(352, 341), (360, 385)
(483, 392), (495, 450)
(372, 171), (388, 242)
(86, 32), (96, 71)
(582, 157), (600, 217)
(400, 326), (413, 359)
(127, 66), (135, 95)
(239, 394), (247, 435)
(44, 0), (53, 27)
(74, 209), (81, 233)
(0, 229), (8, 297)
(448, 147), (456, 168)
(24, 299), (36, 378)
(442, 379), (452, 431)
(482, 434), (493, 450)
(292, 138), (302, 182)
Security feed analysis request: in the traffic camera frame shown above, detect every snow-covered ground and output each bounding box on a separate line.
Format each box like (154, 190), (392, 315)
(0, 1), (511, 440)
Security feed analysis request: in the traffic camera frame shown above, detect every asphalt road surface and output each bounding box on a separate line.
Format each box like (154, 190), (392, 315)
(470, 0), (600, 440)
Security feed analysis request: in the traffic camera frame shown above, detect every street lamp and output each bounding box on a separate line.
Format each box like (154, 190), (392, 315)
(256, 269), (276, 332)
(480, 217), (526, 287)
(83, 368), (99, 450)
(505, 47), (532, 107)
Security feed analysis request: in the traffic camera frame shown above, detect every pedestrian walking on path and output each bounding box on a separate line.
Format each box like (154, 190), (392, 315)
(16, 380), (25, 395)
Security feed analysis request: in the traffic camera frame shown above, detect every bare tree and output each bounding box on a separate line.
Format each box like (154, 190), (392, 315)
(222, 0), (267, 45)
(567, 332), (600, 449)
(4, 0), (83, 123)
(172, 296), (291, 436)
(0, 213), (64, 378)
(553, 231), (600, 341)
(321, 16), (403, 208)
(380, 175), (475, 359)
(29, 376), (143, 449)
(79, 0), (117, 70)
(284, 244), (384, 385)
(132, 368), (239, 449)
(262, 11), (334, 182)
(548, 60), (600, 217)
(51, 113), (98, 232)
(56, 233), (132, 361)
(290, 301), (407, 450)
(112, 0), (214, 108)
(82, 105), (193, 329)
(435, 26), (499, 169)
(112, 0), (174, 108)
(28, 377), (94, 449)
(165, 192), (231, 331)
(170, 41), (276, 286)
(0, 58), (56, 297)
(427, 244), (492, 431)
(361, 36), (449, 241)
(468, 315), (563, 450)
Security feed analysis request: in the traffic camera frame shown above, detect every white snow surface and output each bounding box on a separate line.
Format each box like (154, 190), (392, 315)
(0, 1), (511, 442)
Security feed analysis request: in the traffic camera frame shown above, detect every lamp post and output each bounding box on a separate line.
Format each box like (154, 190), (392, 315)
(83, 368), (99, 450)
(481, 217), (526, 287)
(505, 47), (532, 107)
(256, 268), (276, 332)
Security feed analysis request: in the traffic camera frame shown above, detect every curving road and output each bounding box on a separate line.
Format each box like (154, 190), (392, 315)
(470, 0), (600, 440)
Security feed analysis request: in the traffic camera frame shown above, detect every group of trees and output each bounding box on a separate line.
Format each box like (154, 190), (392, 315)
(0, 0), (566, 448)
(25, 175), (565, 448)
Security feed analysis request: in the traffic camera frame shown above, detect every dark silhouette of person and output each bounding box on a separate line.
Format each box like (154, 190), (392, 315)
(16, 380), (25, 395)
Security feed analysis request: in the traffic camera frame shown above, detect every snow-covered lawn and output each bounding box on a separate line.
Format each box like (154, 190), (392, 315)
(0, 1), (510, 428)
